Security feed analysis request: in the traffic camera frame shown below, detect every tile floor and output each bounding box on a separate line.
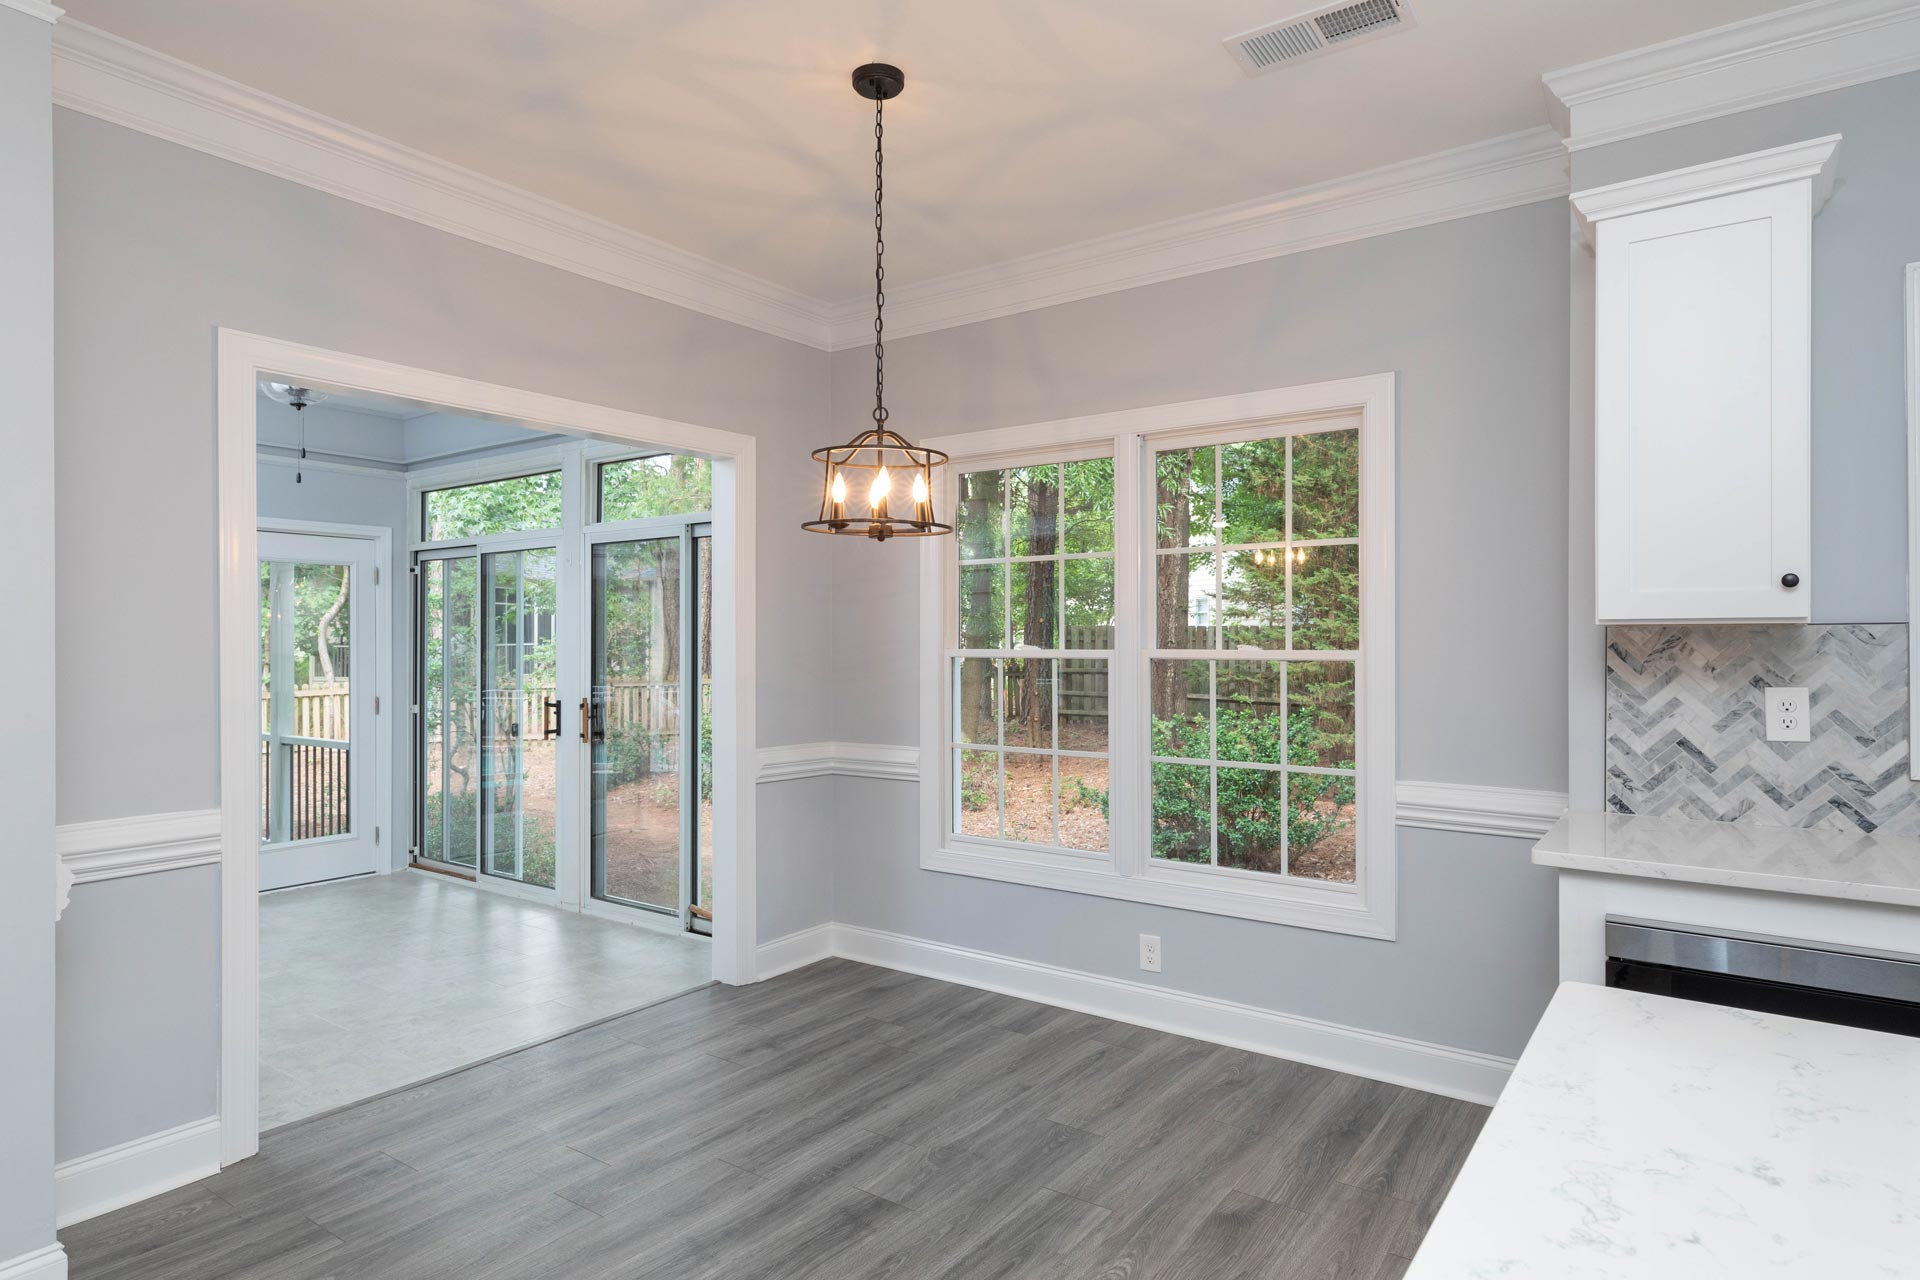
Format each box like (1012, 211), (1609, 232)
(260, 870), (710, 1128)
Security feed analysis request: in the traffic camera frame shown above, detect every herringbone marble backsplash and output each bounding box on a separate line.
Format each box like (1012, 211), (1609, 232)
(1606, 624), (1917, 835)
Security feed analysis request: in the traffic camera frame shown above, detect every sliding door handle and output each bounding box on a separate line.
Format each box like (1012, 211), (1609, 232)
(542, 698), (561, 739)
(579, 697), (590, 744)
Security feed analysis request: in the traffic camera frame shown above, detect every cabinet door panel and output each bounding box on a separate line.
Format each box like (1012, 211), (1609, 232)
(1593, 182), (1811, 622)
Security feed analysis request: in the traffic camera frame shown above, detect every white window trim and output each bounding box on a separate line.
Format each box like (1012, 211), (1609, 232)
(916, 374), (1397, 939)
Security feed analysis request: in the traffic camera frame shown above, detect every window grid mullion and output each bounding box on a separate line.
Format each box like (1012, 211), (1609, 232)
(1207, 658), (1219, 867)
(1285, 435), (1295, 653)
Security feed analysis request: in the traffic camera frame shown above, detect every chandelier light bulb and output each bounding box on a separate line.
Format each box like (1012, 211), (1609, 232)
(869, 466), (892, 518)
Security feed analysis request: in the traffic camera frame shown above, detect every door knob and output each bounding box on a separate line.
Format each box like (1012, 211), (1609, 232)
(1781, 572), (1800, 589)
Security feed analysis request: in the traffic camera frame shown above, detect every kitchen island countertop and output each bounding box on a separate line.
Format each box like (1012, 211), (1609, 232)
(1404, 980), (1920, 1278)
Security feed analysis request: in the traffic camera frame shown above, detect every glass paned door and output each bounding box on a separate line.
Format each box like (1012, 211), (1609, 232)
(259, 530), (380, 891)
(692, 528), (714, 932)
(589, 536), (688, 914)
(481, 548), (559, 888)
(419, 555), (480, 870)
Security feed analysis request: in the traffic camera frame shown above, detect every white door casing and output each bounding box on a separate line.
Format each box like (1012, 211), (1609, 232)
(218, 330), (758, 1166)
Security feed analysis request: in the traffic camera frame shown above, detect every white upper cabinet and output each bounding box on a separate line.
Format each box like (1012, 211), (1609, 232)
(1575, 136), (1838, 624)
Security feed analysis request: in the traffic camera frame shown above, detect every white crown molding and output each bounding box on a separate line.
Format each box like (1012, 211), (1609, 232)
(1545, 0), (1920, 152)
(797, 923), (1515, 1104)
(55, 1116), (221, 1228)
(55, 809), (222, 884)
(822, 128), (1570, 349)
(1393, 780), (1569, 840)
(49, 21), (835, 349)
(0, 1246), (66, 1280)
(0, 0), (64, 24)
(47, 21), (1572, 352)
(1570, 133), (1841, 226)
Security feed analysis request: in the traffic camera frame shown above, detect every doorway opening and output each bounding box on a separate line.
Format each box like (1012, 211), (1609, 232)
(221, 331), (758, 1161)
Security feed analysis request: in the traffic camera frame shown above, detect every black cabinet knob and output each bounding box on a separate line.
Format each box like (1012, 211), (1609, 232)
(1781, 572), (1800, 589)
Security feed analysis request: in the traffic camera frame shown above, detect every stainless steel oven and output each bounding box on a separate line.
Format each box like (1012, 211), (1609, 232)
(1606, 918), (1920, 1037)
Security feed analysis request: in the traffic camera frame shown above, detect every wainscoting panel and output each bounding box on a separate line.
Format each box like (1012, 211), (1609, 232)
(1607, 624), (1915, 834)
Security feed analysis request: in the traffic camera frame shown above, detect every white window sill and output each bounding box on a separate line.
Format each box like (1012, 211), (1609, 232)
(922, 843), (1396, 939)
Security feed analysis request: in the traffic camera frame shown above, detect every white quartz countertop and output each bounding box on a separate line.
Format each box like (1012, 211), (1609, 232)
(1532, 810), (1920, 907)
(1404, 981), (1920, 1279)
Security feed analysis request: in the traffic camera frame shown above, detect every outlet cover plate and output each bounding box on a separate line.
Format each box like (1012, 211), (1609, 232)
(1139, 933), (1162, 973)
(1765, 686), (1811, 743)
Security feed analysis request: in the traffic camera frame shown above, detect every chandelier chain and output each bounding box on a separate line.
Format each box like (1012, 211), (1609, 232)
(873, 86), (886, 425)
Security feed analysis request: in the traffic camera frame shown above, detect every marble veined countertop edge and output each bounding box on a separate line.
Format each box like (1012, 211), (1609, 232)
(1403, 981), (1920, 1278)
(1531, 810), (1920, 908)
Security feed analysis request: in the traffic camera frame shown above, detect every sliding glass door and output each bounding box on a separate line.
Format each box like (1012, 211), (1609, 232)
(587, 523), (712, 924)
(482, 548), (559, 888)
(412, 452), (713, 928)
(589, 536), (684, 914)
(417, 546), (560, 890)
(419, 555), (480, 870)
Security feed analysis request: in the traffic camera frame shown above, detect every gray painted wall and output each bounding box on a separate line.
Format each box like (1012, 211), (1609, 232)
(828, 198), (1572, 1059)
(1, 8), (59, 1263)
(53, 107), (837, 1160)
(1572, 70), (1920, 626)
(55, 870), (221, 1162)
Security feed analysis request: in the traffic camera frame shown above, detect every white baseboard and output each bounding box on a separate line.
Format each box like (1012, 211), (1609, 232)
(758, 923), (1513, 1105)
(0, 1246), (66, 1280)
(755, 922), (837, 979)
(55, 1116), (221, 1229)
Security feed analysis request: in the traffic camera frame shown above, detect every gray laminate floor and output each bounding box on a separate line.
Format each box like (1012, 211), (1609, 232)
(64, 959), (1485, 1280)
(260, 870), (709, 1126)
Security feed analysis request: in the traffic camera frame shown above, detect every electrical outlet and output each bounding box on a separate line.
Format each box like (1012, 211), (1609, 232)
(1138, 934), (1162, 973)
(1765, 686), (1811, 743)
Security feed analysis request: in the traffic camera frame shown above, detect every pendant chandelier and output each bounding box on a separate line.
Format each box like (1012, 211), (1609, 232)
(804, 63), (950, 542)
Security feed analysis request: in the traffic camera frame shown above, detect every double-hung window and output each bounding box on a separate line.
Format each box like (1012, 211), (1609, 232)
(921, 377), (1395, 938)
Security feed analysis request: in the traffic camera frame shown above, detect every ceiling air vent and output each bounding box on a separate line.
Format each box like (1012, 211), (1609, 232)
(1224, 0), (1413, 76)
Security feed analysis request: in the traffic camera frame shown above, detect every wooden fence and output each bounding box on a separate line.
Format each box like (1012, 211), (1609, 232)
(261, 683), (352, 740)
(263, 680), (703, 743)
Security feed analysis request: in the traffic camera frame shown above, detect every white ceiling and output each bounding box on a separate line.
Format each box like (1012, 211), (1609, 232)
(65, 0), (1803, 300)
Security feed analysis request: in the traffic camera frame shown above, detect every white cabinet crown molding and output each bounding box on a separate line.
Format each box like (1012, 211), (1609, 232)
(1569, 133), (1841, 238)
(1545, 0), (1920, 151)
